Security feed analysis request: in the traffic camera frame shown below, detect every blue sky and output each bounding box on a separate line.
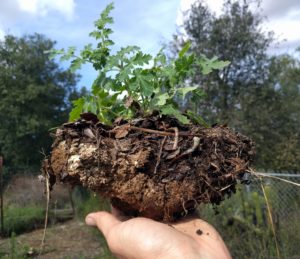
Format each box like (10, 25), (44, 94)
(1, 0), (300, 89)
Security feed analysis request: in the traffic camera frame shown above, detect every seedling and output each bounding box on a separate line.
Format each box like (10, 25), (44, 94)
(49, 3), (229, 125)
(43, 3), (255, 222)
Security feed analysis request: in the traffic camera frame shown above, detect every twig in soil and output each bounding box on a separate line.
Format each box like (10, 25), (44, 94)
(153, 136), (167, 174)
(220, 184), (234, 192)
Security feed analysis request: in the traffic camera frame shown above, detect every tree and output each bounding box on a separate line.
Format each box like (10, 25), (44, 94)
(0, 34), (79, 169)
(170, 0), (300, 171)
(171, 0), (273, 125)
(243, 55), (300, 171)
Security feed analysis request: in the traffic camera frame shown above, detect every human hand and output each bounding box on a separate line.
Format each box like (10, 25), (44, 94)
(85, 208), (231, 259)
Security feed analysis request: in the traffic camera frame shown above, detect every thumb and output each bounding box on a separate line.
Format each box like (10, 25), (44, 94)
(85, 211), (121, 237)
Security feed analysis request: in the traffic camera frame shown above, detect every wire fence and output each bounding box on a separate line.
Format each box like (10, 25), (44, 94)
(250, 172), (300, 259)
(198, 171), (300, 259)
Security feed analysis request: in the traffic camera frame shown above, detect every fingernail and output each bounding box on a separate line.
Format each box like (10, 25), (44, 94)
(85, 215), (96, 226)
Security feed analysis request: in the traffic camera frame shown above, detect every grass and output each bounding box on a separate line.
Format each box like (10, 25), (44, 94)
(198, 183), (300, 259)
(2, 205), (45, 237)
(73, 187), (115, 259)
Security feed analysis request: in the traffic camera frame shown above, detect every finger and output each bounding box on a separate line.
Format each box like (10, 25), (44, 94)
(85, 211), (121, 237)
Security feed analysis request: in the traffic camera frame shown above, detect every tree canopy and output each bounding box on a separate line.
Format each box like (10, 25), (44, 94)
(170, 0), (300, 171)
(0, 33), (79, 169)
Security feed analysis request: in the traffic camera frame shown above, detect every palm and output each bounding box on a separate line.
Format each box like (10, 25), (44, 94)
(86, 210), (231, 259)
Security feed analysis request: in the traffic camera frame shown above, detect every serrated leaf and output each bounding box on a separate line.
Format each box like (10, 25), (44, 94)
(62, 3), (232, 126)
(154, 50), (167, 66)
(140, 80), (154, 97)
(152, 93), (169, 106)
(179, 41), (191, 58)
(211, 60), (230, 69)
(176, 86), (198, 98)
(83, 96), (97, 114)
(69, 98), (84, 121)
(45, 48), (65, 59)
(199, 57), (230, 75)
(70, 57), (84, 72)
(160, 104), (190, 124)
(186, 110), (209, 128)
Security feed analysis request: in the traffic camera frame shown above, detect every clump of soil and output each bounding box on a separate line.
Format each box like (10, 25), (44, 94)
(43, 114), (255, 222)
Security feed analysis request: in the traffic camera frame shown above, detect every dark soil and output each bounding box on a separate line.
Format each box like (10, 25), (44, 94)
(43, 114), (255, 222)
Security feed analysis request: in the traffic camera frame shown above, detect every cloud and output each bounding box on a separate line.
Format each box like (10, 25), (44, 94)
(175, 0), (300, 53)
(0, 1), (23, 23)
(262, 0), (300, 18)
(17, 0), (75, 20)
(266, 17), (300, 42)
(0, 0), (75, 25)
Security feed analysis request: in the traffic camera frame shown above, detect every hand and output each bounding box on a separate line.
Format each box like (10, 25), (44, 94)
(85, 208), (231, 259)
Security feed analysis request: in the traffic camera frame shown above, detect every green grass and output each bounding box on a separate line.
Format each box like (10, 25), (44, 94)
(2, 205), (45, 236)
(73, 188), (115, 259)
(198, 184), (300, 259)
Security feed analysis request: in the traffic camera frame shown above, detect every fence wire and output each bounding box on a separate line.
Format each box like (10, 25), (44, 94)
(198, 172), (300, 259)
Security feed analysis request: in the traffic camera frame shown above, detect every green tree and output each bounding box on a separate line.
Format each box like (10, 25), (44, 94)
(242, 55), (300, 171)
(0, 34), (79, 169)
(171, 0), (273, 125)
(171, 0), (300, 171)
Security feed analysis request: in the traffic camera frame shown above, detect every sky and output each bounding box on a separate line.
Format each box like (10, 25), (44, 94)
(0, 0), (299, 88)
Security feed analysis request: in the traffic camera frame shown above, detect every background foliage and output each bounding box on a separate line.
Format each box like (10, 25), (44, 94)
(0, 1), (299, 258)
(170, 0), (300, 171)
(0, 34), (81, 170)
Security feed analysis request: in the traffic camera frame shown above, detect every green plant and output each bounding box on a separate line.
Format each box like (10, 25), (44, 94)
(73, 190), (114, 259)
(3, 205), (45, 236)
(49, 3), (229, 125)
(9, 232), (31, 259)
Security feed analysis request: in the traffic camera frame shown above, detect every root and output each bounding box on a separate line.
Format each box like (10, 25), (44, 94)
(172, 137), (200, 162)
(111, 125), (200, 137)
(153, 136), (167, 174)
(166, 127), (179, 150)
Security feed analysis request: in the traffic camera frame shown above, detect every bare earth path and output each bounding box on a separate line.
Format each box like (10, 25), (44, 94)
(0, 219), (110, 258)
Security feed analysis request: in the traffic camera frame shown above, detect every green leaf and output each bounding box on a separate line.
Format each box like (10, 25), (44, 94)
(154, 50), (167, 66)
(152, 93), (170, 106)
(186, 110), (209, 128)
(176, 86), (198, 98)
(69, 98), (84, 121)
(60, 47), (76, 61)
(65, 3), (231, 125)
(179, 41), (191, 58)
(45, 48), (65, 59)
(199, 57), (230, 75)
(70, 57), (84, 72)
(161, 104), (190, 124)
(83, 96), (98, 114)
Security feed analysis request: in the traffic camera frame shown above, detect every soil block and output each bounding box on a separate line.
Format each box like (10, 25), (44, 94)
(42, 114), (255, 222)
